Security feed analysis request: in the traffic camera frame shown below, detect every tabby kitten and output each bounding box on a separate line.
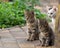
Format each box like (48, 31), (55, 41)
(24, 10), (39, 41)
(39, 19), (55, 46)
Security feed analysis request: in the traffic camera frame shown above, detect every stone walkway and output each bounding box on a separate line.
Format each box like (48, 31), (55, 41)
(0, 26), (56, 48)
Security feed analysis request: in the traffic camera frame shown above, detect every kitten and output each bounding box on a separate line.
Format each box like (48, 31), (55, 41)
(47, 6), (58, 30)
(39, 19), (55, 47)
(24, 10), (39, 41)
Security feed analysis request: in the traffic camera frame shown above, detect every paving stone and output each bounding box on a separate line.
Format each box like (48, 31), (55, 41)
(1, 37), (16, 43)
(3, 47), (19, 48)
(21, 47), (35, 48)
(0, 29), (9, 33)
(10, 31), (27, 38)
(15, 36), (27, 39)
(36, 46), (55, 48)
(17, 38), (29, 44)
(17, 38), (36, 48)
(0, 27), (56, 48)
(0, 47), (3, 48)
(19, 43), (35, 48)
(0, 41), (2, 47)
(0, 30), (10, 36)
(3, 43), (19, 48)
(0, 44), (2, 47)
(9, 28), (23, 32)
(0, 33), (12, 38)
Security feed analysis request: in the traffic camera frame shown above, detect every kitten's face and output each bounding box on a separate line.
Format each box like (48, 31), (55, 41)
(25, 10), (34, 20)
(39, 19), (48, 31)
(47, 8), (56, 18)
(24, 10), (35, 23)
(47, 6), (58, 18)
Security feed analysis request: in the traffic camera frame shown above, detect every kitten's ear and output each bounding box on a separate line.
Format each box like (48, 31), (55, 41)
(46, 6), (52, 11)
(53, 6), (58, 11)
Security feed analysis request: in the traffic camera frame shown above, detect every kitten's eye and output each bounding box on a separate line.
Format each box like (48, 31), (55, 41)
(50, 13), (53, 14)
(49, 8), (52, 10)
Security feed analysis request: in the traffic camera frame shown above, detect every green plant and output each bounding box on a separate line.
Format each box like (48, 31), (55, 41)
(14, 0), (40, 11)
(0, 0), (48, 28)
(34, 9), (47, 19)
(25, 0), (40, 11)
(0, 1), (26, 28)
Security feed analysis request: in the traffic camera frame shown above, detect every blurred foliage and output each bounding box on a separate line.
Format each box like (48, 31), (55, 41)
(0, 0), (47, 28)
(0, 1), (26, 28)
(34, 9), (51, 22)
(34, 9), (47, 19)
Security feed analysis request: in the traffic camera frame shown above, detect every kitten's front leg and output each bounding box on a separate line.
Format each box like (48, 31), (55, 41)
(45, 37), (49, 47)
(34, 32), (39, 40)
(27, 32), (31, 41)
(29, 29), (37, 41)
(39, 38), (45, 46)
(42, 38), (46, 46)
(27, 30), (35, 41)
(27, 29), (32, 41)
(52, 18), (55, 30)
(30, 33), (35, 41)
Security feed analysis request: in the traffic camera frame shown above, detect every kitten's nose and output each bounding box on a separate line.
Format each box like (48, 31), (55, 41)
(49, 16), (50, 17)
(49, 16), (52, 18)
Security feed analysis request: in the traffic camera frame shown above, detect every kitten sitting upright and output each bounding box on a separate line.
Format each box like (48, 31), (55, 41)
(46, 6), (58, 30)
(24, 10), (39, 41)
(39, 19), (55, 47)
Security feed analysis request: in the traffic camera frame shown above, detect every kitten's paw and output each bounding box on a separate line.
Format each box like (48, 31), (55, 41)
(35, 38), (39, 40)
(41, 44), (45, 47)
(27, 39), (34, 41)
(45, 44), (49, 47)
(34, 37), (39, 40)
(27, 39), (30, 41)
(38, 43), (44, 46)
(30, 39), (35, 41)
